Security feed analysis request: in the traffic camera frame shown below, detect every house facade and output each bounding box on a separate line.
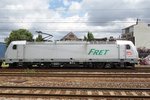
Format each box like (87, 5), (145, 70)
(122, 21), (150, 48)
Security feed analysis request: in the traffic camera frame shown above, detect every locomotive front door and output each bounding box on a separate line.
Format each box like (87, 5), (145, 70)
(17, 45), (24, 60)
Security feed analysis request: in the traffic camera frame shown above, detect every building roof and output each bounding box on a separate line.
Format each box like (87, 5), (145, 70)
(122, 24), (137, 30)
(122, 19), (141, 30)
(60, 32), (79, 41)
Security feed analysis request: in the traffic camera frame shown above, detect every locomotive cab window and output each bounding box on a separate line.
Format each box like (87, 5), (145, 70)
(12, 45), (17, 50)
(126, 45), (131, 50)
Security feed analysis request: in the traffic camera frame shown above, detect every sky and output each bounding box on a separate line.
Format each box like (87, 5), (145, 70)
(0, 0), (150, 42)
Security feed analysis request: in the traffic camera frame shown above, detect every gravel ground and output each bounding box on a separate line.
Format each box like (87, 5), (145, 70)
(0, 97), (119, 100)
(0, 73), (149, 99)
(0, 97), (149, 100)
(0, 76), (150, 89)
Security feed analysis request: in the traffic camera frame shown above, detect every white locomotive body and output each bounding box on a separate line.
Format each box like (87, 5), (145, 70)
(5, 40), (138, 68)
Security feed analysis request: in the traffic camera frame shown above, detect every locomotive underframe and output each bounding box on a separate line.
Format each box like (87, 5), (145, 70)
(8, 58), (136, 69)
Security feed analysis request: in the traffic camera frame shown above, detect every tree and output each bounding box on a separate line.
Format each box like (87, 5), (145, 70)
(84, 32), (94, 41)
(5, 29), (33, 46)
(36, 34), (44, 42)
(84, 35), (87, 41)
(87, 32), (94, 41)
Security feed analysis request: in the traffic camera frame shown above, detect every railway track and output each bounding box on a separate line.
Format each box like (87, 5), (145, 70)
(0, 67), (149, 99)
(1, 66), (150, 73)
(0, 86), (149, 99)
(0, 72), (150, 78)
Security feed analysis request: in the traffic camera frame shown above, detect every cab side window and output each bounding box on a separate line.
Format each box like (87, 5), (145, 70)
(126, 45), (130, 50)
(12, 45), (17, 50)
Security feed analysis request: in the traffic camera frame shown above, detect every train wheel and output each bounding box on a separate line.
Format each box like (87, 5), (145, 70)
(119, 62), (125, 68)
(86, 62), (93, 68)
(9, 63), (18, 68)
(130, 64), (135, 69)
(97, 63), (105, 68)
(0, 62), (2, 68)
(104, 63), (112, 68)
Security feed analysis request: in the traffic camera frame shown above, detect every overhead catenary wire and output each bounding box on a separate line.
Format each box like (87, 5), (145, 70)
(0, 19), (139, 23)
(0, 8), (150, 10)
(0, 18), (148, 23)
(0, 8), (148, 34)
(0, 29), (122, 33)
(0, 21), (138, 23)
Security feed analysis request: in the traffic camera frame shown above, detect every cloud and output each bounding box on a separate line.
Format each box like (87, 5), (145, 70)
(0, 0), (150, 42)
(69, 1), (81, 10)
(63, 0), (70, 6)
(81, 0), (150, 25)
(0, 0), (52, 41)
(0, 0), (87, 42)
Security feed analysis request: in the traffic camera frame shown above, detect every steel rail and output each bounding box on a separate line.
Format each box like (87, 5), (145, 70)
(0, 73), (150, 78)
(0, 86), (149, 98)
(0, 93), (150, 98)
(0, 86), (150, 90)
(1, 67), (150, 73)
